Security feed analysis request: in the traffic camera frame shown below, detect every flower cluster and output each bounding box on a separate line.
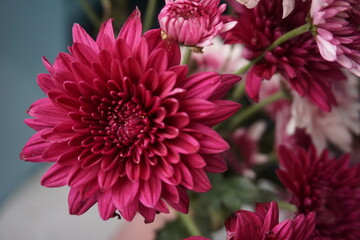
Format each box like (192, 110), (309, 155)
(20, 0), (360, 239)
(277, 145), (360, 239)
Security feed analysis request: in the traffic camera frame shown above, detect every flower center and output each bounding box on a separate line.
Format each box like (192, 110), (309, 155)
(170, 2), (204, 19)
(104, 100), (150, 146)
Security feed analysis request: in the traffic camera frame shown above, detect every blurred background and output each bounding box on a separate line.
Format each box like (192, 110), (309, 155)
(0, 0), (162, 239)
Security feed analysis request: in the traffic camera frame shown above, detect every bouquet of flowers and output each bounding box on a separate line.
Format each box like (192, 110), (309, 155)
(20, 0), (360, 239)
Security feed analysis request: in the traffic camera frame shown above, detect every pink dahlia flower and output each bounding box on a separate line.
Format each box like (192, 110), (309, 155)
(189, 37), (245, 74)
(277, 145), (360, 239)
(158, 0), (237, 48)
(225, 201), (315, 240)
(310, 0), (360, 76)
(286, 74), (360, 152)
(222, 0), (346, 111)
(20, 9), (241, 222)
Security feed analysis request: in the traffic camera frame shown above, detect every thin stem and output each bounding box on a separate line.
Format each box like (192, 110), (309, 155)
(179, 213), (202, 237)
(234, 55), (263, 75)
(182, 48), (192, 65)
(143, 0), (158, 32)
(277, 201), (297, 212)
(230, 80), (245, 100)
(232, 23), (310, 100)
(78, 0), (102, 29)
(267, 24), (310, 51)
(228, 90), (286, 130)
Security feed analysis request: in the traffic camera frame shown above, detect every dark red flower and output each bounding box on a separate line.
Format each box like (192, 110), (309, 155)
(20, 9), (241, 222)
(277, 145), (360, 239)
(222, 0), (345, 111)
(225, 201), (315, 240)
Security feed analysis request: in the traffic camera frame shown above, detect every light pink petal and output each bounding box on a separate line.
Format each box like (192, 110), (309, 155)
(316, 35), (337, 61)
(236, 0), (260, 9)
(282, 0), (295, 18)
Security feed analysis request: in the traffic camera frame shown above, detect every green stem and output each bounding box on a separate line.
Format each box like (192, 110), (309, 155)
(232, 23), (310, 100)
(229, 90), (286, 130)
(231, 81), (245, 101)
(179, 213), (202, 237)
(78, 0), (101, 29)
(267, 24), (310, 51)
(277, 201), (297, 212)
(182, 47), (192, 65)
(143, 0), (158, 32)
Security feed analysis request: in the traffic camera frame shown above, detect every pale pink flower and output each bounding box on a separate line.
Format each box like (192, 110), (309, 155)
(158, 0), (237, 48)
(258, 74), (313, 150)
(286, 73), (360, 152)
(234, 0), (295, 18)
(20, 9), (241, 222)
(189, 37), (245, 73)
(235, 0), (260, 9)
(310, 0), (360, 76)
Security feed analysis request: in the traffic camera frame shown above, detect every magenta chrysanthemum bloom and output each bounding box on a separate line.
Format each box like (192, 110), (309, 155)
(310, 0), (360, 76)
(225, 201), (315, 240)
(20, 9), (241, 222)
(158, 0), (237, 48)
(277, 145), (360, 239)
(222, 0), (346, 111)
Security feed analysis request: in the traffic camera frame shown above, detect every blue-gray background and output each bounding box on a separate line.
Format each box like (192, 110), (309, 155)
(0, 0), (68, 205)
(0, 0), (154, 206)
